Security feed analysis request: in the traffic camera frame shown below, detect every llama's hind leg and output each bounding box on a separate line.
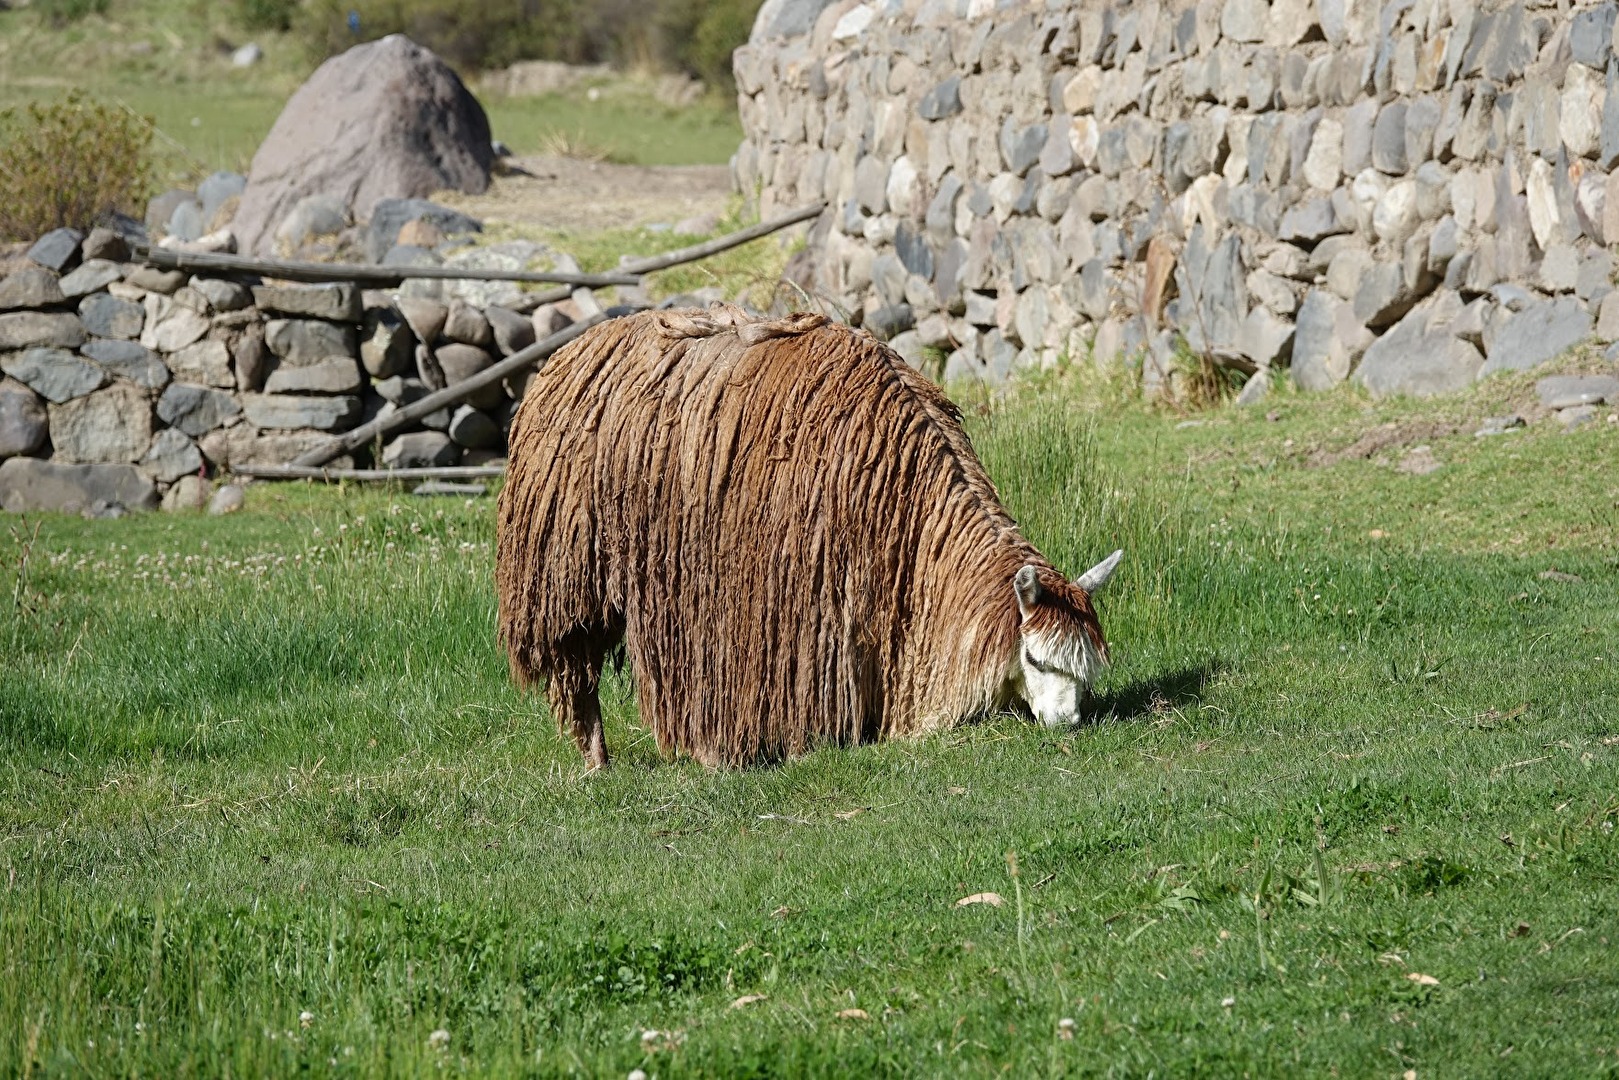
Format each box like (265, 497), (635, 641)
(546, 628), (618, 771)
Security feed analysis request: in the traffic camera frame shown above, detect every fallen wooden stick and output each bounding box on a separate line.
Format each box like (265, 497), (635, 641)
(136, 246), (639, 288)
(617, 202), (826, 275)
(516, 202), (828, 307)
(288, 312), (607, 468)
(232, 464), (506, 482)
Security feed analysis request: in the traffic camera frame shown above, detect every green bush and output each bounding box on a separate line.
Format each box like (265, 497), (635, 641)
(0, 93), (153, 243)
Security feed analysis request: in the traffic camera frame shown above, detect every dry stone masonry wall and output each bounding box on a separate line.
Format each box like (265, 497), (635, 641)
(0, 225), (579, 516)
(735, 0), (1619, 401)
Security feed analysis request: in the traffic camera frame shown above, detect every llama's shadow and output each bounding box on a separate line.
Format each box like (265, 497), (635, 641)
(1089, 660), (1222, 723)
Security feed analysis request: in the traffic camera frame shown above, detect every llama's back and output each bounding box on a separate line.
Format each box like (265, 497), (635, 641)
(498, 308), (1032, 764)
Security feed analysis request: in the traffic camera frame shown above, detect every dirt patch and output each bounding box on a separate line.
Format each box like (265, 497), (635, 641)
(1305, 421), (1463, 468)
(437, 154), (733, 235)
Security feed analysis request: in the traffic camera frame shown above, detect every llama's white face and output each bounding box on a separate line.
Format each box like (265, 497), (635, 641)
(1010, 552), (1122, 727)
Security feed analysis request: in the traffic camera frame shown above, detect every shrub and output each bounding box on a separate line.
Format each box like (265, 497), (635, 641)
(0, 93), (154, 243)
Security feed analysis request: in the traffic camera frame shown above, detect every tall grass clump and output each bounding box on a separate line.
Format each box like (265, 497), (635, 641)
(0, 92), (153, 242)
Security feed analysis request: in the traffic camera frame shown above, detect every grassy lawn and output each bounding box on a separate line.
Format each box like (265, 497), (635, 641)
(0, 3), (742, 188)
(4, 357), (1617, 1076)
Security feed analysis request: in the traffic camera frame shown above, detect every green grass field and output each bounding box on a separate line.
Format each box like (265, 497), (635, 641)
(4, 360), (1617, 1077)
(0, 2), (742, 186)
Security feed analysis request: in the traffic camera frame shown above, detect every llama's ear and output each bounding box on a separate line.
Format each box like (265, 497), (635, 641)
(1013, 564), (1042, 618)
(1075, 549), (1124, 594)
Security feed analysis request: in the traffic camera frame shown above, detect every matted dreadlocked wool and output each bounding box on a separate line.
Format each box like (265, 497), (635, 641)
(497, 305), (1107, 767)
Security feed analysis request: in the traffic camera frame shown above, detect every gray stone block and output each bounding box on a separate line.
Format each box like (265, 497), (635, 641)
(82, 339), (169, 390)
(0, 347), (107, 403)
(140, 427), (204, 483)
(0, 456), (157, 514)
(0, 267), (64, 311)
(1536, 373), (1619, 409)
(157, 383), (243, 436)
(1354, 294), (1484, 398)
(78, 292), (145, 340)
(0, 377), (47, 459)
(917, 76), (962, 120)
(1481, 296), (1594, 376)
(57, 259), (122, 299)
(47, 383), (152, 463)
(26, 228), (83, 273)
(0, 311), (86, 351)
(240, 393), (360, 431)
(254, 283), (361, 323)
(1372, 101), (1408, 174)
(382, 431), (458, 469)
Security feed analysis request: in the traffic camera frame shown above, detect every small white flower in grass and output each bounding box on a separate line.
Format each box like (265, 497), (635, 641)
(1221, 996), (1235, 1008)
(299, 1011), (314, 1028)
(428, 1028), (450, 1051)
(1057, 1017), (1075, 1040)
(628, 1071), (648, 1080)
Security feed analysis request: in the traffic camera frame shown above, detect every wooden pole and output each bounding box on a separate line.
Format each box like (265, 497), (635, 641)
(232, 464), (506, 482)
(288, 313), (607, 467)
(618, 203), (825, 275)
(136, 246), (639, 288)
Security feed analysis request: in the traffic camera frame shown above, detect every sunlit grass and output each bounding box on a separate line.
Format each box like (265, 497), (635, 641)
(3, 368), (1617, 1075)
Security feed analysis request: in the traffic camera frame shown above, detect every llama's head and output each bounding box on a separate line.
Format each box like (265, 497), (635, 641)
(1009, 551), (1122, 726)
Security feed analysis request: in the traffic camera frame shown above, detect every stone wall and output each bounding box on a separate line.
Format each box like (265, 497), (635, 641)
(734, 0), (1619, 400)
(0, 225), (572, 516)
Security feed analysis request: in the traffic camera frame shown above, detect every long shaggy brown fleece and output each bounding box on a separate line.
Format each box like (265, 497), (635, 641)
(497, 305), (1100, 767)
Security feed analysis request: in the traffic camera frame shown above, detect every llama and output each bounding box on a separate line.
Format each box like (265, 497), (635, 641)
(496, 305), (1122, 768)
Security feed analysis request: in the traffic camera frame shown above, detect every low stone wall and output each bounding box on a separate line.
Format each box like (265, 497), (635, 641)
(734, 0), (1619, 401)
(0, 226), (571, 516)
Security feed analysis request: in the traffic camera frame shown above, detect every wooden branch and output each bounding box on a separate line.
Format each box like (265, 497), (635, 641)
(136, 246), (639, 288)
(288, 312), (607, 468)
(232, 464), (505, 482)
(617, 203), (825, 275)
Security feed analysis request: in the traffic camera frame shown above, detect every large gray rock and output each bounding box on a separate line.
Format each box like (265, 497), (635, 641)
(0, 311), (86, 351)
(918, 77), (963, 121)
(382, 430), (458, 468)
(82, 339), (170, 390)
(47, 383), (153, 463)
(1481, 296), (1594, 377)
(264, 356), (364, 394)
(140, 427), (204, 483)
(252, 283), (362, 322)
(232, 35), (493, 256)
(442, 301), (493, 347)
(365, 199), (482, 262)
(0, 378), (48, 459)
(0, 267), (65, 310)
(0, 457), (157, 514)
(265, 318), (357, 364)
(78, 293), (146, 340)
(241, 393), (361, 431)
(157, 383), (243, 436)
(1354, 295), (1484, 398)
(1, 347), (108, 403)
(396, 297), (448, 344)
